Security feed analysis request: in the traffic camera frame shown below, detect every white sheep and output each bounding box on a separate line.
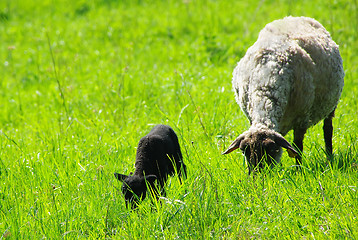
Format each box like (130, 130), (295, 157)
(223, 16), (344, 173)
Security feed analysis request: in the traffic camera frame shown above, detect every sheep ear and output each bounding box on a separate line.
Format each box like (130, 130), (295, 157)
(274, 135), (299, 158)
(114, 173), (128, 182)
(145, 175), (157, 183)
(222, 134), (245, 154)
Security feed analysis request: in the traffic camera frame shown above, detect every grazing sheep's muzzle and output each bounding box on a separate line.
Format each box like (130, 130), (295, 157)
(223, 129), (297, 174)
(246, 143), (282, 174)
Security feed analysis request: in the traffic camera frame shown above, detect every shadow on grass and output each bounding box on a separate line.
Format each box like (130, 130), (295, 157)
(283, 143), (358, 175)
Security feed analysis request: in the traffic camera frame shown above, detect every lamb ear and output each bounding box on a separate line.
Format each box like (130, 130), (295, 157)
(274, 134), (299, 158)
(145, 175), (157, 183)
(222, 134), (245, 154)
(114, 173), (129, 182)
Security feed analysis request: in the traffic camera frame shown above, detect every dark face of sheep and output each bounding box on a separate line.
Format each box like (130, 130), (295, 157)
(114, 173), (157, 209)
(240, 133), (283, 173)
(223, 130), (299, 174)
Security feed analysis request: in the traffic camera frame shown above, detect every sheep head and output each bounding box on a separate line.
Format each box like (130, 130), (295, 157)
(114, 173), (157, 208)
(223, 129), (299, 174)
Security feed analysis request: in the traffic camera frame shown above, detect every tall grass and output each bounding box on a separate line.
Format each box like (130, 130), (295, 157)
(1, 0), (357, 238)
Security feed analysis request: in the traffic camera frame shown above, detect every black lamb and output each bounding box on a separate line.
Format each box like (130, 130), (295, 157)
(114, 124), (187, 208)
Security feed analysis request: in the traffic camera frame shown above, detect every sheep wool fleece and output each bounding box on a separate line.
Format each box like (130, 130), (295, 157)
(233, 16), (344, 136)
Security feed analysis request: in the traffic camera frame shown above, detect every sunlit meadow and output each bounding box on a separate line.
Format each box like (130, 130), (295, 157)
(1, 0), (357, 238)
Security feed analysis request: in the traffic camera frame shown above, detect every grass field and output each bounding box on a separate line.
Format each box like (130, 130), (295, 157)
(1, 0), (358, 238)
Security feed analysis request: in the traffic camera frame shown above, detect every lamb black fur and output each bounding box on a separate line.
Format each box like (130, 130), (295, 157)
(114, 124), (186, 208)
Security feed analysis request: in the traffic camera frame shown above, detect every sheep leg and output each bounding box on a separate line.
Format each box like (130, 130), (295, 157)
(178, 163), (187, 184)
(323, 110), (335, 160)
(161, 188), (166, 198)
(293, 128), (306, 165)
(158, 180), (166, 198)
